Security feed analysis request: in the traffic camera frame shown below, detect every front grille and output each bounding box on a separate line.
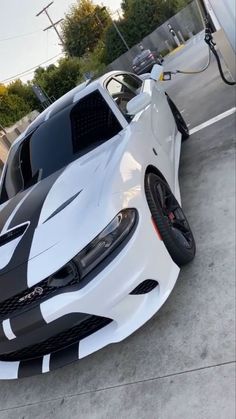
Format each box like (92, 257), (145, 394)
(0, 268), (78, 321)
(0, 316), (112, 362)
(130, 280), (158, 295)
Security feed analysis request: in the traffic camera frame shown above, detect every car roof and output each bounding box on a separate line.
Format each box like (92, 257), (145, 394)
(0, 69), (142, 183)
(23, 79), (96, 137)
(13, 70), (134, 147)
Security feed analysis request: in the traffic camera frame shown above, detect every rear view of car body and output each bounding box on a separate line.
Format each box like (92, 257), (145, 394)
(132, 50), (163, 75)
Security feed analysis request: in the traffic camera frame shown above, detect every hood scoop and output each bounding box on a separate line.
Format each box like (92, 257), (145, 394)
(0, 223), (29, 248)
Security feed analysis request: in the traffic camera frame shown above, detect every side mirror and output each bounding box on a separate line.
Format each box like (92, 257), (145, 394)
(150, 64), (163, 81)
(126, 92), (151, 115)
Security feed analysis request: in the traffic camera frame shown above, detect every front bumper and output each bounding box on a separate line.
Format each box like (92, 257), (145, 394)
(0, 204), (179, 380)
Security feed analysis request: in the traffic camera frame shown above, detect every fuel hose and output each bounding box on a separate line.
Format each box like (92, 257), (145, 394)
(170, 25), (235, 85)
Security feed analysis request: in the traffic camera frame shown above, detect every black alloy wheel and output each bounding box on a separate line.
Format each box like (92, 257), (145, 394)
(145, 173), (196, 266)
(167, 96), (189, 141)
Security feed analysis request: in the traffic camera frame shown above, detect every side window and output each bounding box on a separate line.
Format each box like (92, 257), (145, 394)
(106, 78), (125, 97)
(116, 74), (142, 94)
(0, 91), (123, 203)
(71, 90), (122, 153)
(106, 74), (143, 119)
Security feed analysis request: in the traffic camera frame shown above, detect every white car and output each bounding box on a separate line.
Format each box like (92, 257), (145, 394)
(0, 68), (195, 379)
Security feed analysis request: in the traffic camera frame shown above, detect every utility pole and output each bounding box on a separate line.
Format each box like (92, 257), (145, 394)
(101, 7), (130, 51)
(36, 2), (65, 47)
(111, 19), (130, 51)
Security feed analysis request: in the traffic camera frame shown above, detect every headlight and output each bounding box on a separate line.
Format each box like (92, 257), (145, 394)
(73, 209), (137, 279)
(48, 209), (137, 288)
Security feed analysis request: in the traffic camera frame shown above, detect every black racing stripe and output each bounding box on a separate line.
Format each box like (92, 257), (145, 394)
(0, 313), (91, 357)
(8, 171), (64, 230)
(49, 342), (79, 371)
(10, 306), (46, 338)
(0, 189), (30, 234)
(0, 169), (64, 303)
(18, 357), (43, 378)
(0, 323), (6, 343)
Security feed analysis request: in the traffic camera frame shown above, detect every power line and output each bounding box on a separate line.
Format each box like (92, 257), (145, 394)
(0, 53), (63, 84)
(0, 30), (41, 42)
(101, 7), (129, 51)
(1, 53), (63, 83)
(36, 2), (65, 47)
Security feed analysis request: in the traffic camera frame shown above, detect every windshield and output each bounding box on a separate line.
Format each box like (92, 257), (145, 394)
(0, 90), (122, 204)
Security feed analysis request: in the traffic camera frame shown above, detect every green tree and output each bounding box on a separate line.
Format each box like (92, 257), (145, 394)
(172, 0), (191, 12)
(33, 57), (81, 100)
(104, 0), (191, 63)
(104, 0), (173, 63)
(0, 94), (31, 127)
(103, 20), (128, 64)
(121, 0), (177, 43)
(0, 84), (7, 96)
(7, 79), (38, 111)
(78, 40), (106, 81)
(62, 0), (109, 57)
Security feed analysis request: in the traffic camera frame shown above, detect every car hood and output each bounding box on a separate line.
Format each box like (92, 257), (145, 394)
(0, 134), (123, 302)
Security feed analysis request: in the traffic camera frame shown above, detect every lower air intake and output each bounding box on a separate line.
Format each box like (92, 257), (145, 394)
(0, 316), (112, 362)
(130, 280), (158, 295)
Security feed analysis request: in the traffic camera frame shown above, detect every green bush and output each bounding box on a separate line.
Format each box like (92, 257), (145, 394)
(78, 41), (106, 81)
(33, 57), (82, 100)
(0, 94), (31, 127)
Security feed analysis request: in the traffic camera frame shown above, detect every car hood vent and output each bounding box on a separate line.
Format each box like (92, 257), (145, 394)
(0, 223), (29, 247)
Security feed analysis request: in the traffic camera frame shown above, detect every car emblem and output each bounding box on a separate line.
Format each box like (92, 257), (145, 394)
(19, 286), (44, 303)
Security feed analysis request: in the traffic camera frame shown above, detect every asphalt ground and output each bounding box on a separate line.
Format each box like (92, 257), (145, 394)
(0, 32), (235, 419)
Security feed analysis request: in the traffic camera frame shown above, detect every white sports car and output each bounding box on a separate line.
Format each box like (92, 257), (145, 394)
(0, 68), (195, 379)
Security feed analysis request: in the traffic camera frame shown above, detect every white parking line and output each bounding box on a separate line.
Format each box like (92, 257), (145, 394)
(190, 107), (236, 135)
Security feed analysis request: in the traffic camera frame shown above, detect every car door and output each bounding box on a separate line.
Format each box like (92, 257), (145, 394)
(105, 73), (143, 120)
(105, 72), (177, 190)
(143, 79), (176, 163)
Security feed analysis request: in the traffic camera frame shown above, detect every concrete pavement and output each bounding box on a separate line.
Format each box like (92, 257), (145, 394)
(164, 31), (235, 128)
(0, 33), (235, 419)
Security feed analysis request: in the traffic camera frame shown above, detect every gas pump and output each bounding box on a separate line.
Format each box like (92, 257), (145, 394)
(161, 1), (236, 86)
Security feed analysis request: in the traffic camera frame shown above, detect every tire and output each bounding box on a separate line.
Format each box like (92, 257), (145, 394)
(167, 96), (189, 141)
(145, 173), (196, 267)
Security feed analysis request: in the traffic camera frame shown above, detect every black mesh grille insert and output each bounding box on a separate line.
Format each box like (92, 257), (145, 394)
(0, 316), (112, 362)
(71, 90), (122, 154)
(130, 280), (158, 295)
(0, 270), (78, 321)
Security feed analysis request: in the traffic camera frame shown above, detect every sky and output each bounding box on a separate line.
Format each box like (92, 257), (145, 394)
(0, 0), (122, 84)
